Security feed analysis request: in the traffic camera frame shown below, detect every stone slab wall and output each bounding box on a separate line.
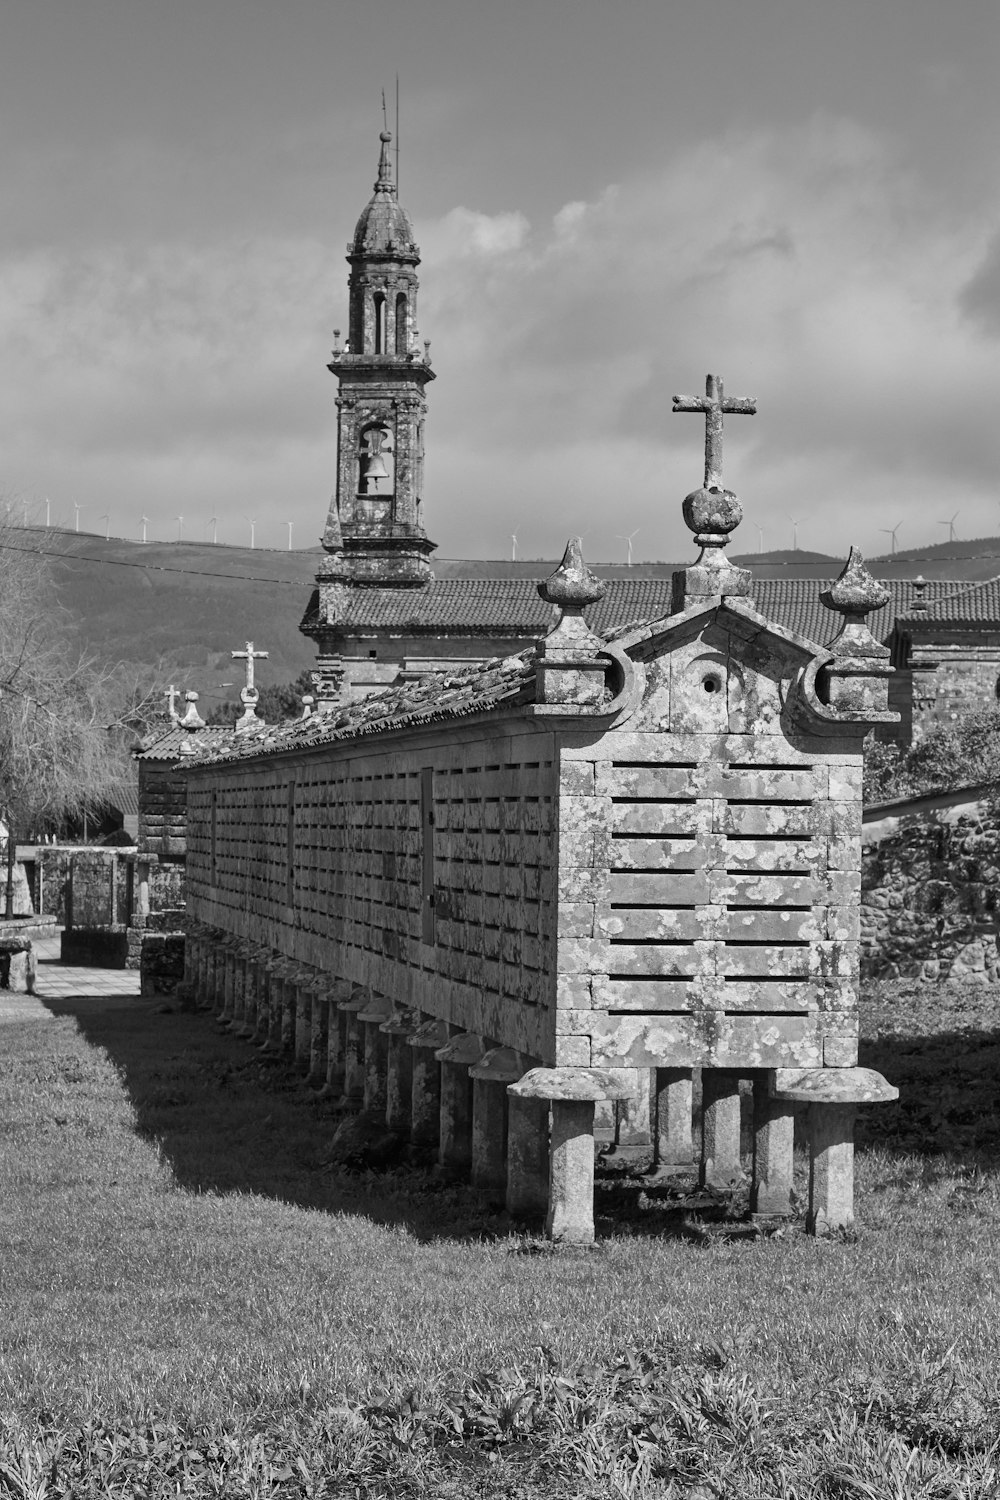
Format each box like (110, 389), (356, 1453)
(862, 800), (1000, 983)
(186, 722), (559, 1058)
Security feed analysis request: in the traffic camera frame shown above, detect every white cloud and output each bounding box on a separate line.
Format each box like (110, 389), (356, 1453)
(2, 114), (998, 563)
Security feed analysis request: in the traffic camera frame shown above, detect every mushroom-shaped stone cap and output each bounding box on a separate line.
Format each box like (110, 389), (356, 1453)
(508, 1066), (635, 1103)
(407, 1018), (451, 1049)
(357, 993), (395, 1025)
(538, 537), (606, 609)
(435, 1032), (486, 1066)
(469, 1047), (535, 1084)
(380, 1006), (417, 1036)
(771, 1066), (899, 1105)
(339, 985), (372, 1013)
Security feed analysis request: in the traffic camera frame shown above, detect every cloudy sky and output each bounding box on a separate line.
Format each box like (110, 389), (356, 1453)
(2, 0), (999, 563)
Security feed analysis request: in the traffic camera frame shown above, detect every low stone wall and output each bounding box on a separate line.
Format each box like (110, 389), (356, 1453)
(861, 787), (1000, 983)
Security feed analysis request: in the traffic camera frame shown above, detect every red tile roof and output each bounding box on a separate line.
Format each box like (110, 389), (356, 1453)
(896, 579), (1000, 628)
(302, 575), (962, 648)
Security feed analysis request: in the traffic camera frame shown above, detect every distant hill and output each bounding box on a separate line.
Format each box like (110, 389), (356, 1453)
(9, 526), (1000, 716)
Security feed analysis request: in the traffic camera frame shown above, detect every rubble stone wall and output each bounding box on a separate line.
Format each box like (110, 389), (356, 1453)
(861, 802), (1000, 983)
(186, 725), (559, 1057)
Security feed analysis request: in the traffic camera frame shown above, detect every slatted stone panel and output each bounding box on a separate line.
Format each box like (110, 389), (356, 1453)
(186, 734), (558, 1055)
(561, 731), (858, 1070)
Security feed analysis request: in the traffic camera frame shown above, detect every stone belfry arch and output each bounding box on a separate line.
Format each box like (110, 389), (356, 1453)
(323, 129), (436, 588)
(302, 129), (436, 707)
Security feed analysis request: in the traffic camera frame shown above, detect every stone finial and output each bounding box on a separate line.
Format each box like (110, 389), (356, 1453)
(535, 538), (608, 708)
(910, 575), (928, 615)
(820, 548), (891, 660)
(375, 129), (394, 192)
(178, 690), (205, 729)
(818, 547), (893, 717)
(299, 694), (315, 721)
(310, 657), (345, 714)
(670, 374), (756, 611)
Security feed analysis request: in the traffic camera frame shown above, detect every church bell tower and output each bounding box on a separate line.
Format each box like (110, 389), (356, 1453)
(323, 129), (436, 586)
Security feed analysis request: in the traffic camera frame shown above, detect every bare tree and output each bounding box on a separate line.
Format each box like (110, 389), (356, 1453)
(0, 515), (153, 916)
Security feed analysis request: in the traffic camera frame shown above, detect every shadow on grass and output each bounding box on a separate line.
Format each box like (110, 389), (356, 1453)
(38, 992), (709, 1246)
(39, 991), (522, 1242)
(858, 1027), (1000, 1164)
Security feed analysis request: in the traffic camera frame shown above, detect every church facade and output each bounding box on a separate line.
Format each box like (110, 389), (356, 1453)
(299, 131), (994, 744)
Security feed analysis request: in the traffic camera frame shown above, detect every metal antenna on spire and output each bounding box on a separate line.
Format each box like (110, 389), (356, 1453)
(381, 88), (387, 133)
(395, 74), (400, 194)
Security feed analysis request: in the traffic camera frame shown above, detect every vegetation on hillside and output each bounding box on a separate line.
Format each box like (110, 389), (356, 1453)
(206, 669), (315, 727)
(864, 710), (1000, 804)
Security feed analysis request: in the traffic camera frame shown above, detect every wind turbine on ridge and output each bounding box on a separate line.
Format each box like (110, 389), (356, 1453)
(616, 529), (639, 567)
(786, 515), (802, 552)
(140, 515), (148, 544)
(939, 512), (959, 544)
(880, 522), (903, 556)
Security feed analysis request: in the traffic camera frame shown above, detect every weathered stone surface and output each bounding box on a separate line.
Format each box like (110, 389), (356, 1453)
(508, 1066), (633, 1103)
(771, 1066), (898, 1104)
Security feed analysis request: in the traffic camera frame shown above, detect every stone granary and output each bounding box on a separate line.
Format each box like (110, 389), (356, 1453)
(180, 378), (897, 1243)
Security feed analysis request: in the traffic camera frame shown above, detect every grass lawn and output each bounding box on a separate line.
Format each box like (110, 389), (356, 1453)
(0, 983), (999, 1497)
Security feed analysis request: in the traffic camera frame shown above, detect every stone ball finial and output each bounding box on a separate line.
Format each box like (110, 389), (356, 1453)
(179, 691), (205, 730)
(682, 485), (743, 544)
(538, 537), (606, 610)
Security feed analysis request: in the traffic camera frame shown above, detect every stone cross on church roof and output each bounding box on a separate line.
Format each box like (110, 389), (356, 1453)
(232, 641), (269, 694)
(672, 373), (756, 490)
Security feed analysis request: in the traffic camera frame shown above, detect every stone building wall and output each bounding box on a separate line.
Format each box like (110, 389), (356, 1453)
(187, 725), (559, 1058)
(861, 792), (1000, 983)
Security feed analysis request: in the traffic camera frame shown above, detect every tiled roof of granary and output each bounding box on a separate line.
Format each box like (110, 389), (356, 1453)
(303, 575), (961, 647)
(895, 578), (1000, 628)
(134, 725), (235, 761)
(184, 651), (539, 767)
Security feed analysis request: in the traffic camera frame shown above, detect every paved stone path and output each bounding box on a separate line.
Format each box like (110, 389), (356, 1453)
(0, 933), (140, 1024)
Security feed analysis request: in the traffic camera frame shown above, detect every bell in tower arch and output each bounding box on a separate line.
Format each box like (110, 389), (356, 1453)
(359, 424), (395, 497)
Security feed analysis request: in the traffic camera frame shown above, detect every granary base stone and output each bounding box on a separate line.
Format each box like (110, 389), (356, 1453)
(506, 1095), (550, 1220)
(382, 1008), (415, 1133)
(750, 1075), (795, 1218)
(468, 1047), (534, 1198)
(653, 1067), (694, 1169)
(307, 979), (329, 1085)
(408, 1019), (449, 1152)
(510, 1068), (633, 1244)
(358, 993), (395, 1115)
(772, 1067), (899, 1233)
(436, 1033), (485, 1180)
(338, 988), (370, 1110)
(700, 1072), (743, 1190)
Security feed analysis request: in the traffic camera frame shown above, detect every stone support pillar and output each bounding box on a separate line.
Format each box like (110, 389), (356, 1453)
(435, 1033), (486, 1180)
(508, 1067), (633, 1245)
(251, 951), (273, 1046)
(261, 957), (288, 1051)
(338, 986), (370, 1110)
(293, 967), (314, 1071)
(280, 964), (302, 1055)
(320, 980), (352, 1097)
(218, 938), (239, 1021)
(700, 1070), (743, 1190)
(505, 1095), (550, 1220)
(407, 1018), (450, 1150)
(612, 1068), (652, 1149)
(237, 947), (261, 1039)
(228, 942), (252, 1031)
(750, 1074), (795, 1218)
(468, 1047), (533, 1199)
(771, 1066), (899, 1236)
(652, 1067), (694, 1170)
(357, 993), (395, 1117)
(307, 979), (331, 1086)
(381, 1007), (417, 1133)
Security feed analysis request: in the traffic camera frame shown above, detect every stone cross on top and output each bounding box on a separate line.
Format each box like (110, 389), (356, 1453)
(165, 684), (181, 720)
(672, 373), (756, 490)
(232, 641), (269, 695)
